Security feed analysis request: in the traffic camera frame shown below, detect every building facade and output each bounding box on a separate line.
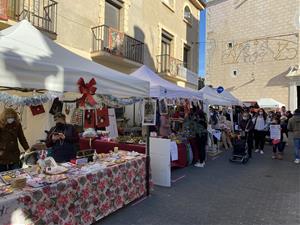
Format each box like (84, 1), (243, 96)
(205, 0), (300, 110)
(0, 0), (205, 89)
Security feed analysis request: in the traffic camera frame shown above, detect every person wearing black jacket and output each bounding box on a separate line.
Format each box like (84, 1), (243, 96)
(46, 113), (79, 163)
(239, 112), (254, 158)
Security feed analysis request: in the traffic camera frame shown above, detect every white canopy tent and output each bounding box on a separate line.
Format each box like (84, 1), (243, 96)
(0, 20), (149, 98)
(199, 86), (240, 106)
(130, 65), (202, 99)
(257, 98), (285, 109)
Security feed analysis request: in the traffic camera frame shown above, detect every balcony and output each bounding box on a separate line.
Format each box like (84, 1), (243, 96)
(156, 54), (199, 89)
(0, 0), (57, 36)
(91, 25), (144, 71)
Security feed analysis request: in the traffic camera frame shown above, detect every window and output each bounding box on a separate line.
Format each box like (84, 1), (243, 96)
(161, 30), (174, 72)
(231, 69), (238, 77)
(228, 42), (233, 48)
(105, 0), (121, 30)
(183, 45), (191, 69)
(184, 6), (192, 24)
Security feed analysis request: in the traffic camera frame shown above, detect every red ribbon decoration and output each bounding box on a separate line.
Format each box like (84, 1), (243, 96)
(77, 77), (97, 107)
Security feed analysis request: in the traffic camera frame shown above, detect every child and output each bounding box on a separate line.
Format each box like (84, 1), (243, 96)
(271, 118), (285, 160)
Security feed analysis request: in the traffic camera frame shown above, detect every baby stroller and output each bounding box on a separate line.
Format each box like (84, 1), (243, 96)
(229, 132), (249, 164)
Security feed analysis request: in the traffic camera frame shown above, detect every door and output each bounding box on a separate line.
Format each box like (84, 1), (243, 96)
(105, 1), (120, 30)
(161, 34), (171, 73)
(183, 45), (191, 69)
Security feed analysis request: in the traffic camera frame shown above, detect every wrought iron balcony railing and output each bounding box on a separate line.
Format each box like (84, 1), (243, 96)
(156, 54), (199, 85)
(0, 0), (57, 34)
(91, 25), (144, 64)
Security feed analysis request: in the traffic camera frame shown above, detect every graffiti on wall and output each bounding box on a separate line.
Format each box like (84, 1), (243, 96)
(222, 34), (298, 64)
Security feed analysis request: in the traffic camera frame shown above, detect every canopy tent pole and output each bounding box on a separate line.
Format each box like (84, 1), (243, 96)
(133, 103), (136, 127)
(145, 125), (150, 196)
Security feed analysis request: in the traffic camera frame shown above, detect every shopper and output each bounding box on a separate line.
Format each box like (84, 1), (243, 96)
(221, 108), (231, 121)
(219, 115), (232, 150)
(159, 114), (170, 137)
(239, 111), (254, 158)
(194, 111), (208, 168)
(0, 108), (29, 172)
(277, 116), (289, 159)
(286, 110), (293, 121)
(271, 118), (282, 159)
(46, 112), (79, 163)
(287, 109), (300, 164)
(281, 106), (287, 116)
(253, 108), (268, 154)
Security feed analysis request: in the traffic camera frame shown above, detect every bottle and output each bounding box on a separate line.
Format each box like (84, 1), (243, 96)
(93, 151), (98, 162)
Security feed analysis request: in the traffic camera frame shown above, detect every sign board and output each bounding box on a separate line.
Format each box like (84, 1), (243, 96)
(270, 125), (281, 140)
(142, 99), (157, 126)
(150, 137), (171, 187)
(217, 86), (224, 94)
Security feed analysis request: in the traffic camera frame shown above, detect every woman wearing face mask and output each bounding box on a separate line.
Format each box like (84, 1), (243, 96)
(253, 109), (268, 154)
(0, 108), (29, 172)
(239, 112), (254, 158)
(46, 112), (79, 163)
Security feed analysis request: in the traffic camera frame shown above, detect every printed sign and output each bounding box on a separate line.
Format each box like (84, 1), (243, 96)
(270, 125), (281, 140)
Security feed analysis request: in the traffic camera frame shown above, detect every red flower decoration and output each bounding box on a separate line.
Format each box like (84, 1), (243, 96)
(82, 188), (89, 199)
(37, 204), (46, 215)
(77, 77), (97, 107)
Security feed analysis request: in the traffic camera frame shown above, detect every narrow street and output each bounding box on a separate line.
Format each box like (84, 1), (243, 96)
(98, 142), (300, 225)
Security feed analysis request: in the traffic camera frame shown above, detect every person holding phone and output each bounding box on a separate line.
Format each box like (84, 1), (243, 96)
(46, 112), (79, 163)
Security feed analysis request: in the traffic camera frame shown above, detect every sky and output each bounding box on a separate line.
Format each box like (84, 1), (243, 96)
(198, 8), (206, 77)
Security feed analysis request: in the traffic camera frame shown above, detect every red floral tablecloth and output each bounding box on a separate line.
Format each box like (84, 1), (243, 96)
(0, 156), (146, 225)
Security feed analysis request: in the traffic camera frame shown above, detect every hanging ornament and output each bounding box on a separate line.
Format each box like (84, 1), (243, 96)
(77, 77), (97, 107)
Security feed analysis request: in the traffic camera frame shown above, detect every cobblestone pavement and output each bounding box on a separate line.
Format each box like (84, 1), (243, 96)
(97, 142), (300, 225)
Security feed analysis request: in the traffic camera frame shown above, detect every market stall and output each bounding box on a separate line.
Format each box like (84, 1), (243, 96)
(199, 86), (240, 107)
(0, 152), (146, 225)
(129, 66), (203, 186)
(257, 98), (285, 109)
(199, 86), (241, 152)
(0, 20), (151, 224)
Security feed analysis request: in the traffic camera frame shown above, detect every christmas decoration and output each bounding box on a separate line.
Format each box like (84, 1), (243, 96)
(0, 91), (61, 106)
(77, 78), (97, 107)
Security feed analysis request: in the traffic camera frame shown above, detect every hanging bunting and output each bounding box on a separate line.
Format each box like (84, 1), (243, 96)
(0, 91), (62, 106)
(77, 77), (97, 107)
(97, 95), (142, 108)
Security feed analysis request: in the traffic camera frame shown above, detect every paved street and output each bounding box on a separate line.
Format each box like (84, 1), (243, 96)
(97, 142), (300, 225)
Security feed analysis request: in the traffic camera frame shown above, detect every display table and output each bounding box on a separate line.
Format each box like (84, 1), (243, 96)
(79, 138), (189, 169)
(0, 156), (146, 225)
(80, 138), (146, 154)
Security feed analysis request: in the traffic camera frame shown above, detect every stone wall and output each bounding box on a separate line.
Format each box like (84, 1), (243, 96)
(206, 0), (300, 108)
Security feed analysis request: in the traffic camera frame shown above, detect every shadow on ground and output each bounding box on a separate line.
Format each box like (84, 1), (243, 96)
(96, 141), (300, 225)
